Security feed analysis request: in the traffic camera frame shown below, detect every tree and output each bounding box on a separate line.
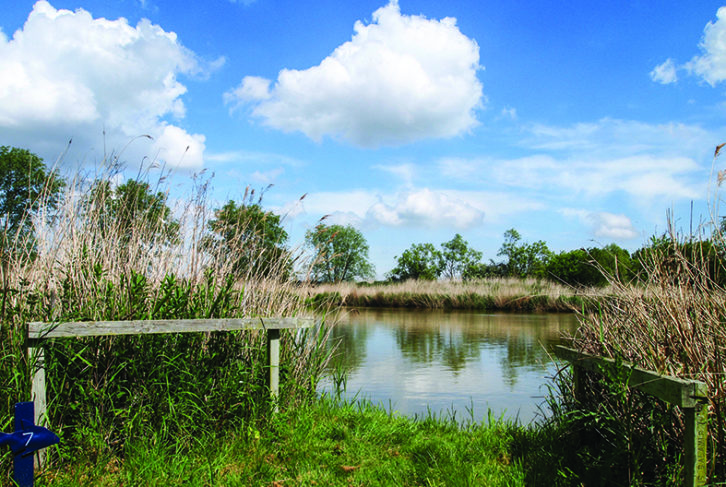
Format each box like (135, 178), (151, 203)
(589, 244), (634, 283)
(387, 243), (442, 282)
(497, 228), (551, 278)
(86, 179), (179, 246)
(546, 249), (598, 286)
(462, 261), (507, 280)
(207, 201), (291, 278)
(0, 146), (65, 248)
(306, 223), (374, 283)
(545, 244), (633, 287)
(440, 234), (482, 279)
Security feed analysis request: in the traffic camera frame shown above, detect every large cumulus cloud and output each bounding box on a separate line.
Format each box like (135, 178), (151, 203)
(0, 1), (206, 168)
(225, 0), (483, 147)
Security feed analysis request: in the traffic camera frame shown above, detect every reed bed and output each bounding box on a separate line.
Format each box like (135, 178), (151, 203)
(308, 277), (600, 312)
(560, 146), (726, 483)
(565, 233), (726, 484)
(0, 165), (331, 482)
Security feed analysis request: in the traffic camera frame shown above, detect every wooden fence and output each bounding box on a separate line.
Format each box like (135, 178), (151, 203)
(26, 317), (314, 467)
(555, 345), (709, 487)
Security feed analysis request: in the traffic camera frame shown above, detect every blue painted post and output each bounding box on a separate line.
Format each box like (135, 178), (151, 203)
(14, 402), (35, 487)
(0, 402), (60, 487)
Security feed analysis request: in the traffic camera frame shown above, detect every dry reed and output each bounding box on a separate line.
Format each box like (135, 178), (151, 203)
(308, 277), (601, 312)
(569, 148), (726, 481)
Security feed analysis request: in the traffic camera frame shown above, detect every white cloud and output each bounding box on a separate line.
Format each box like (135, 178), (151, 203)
(0, 1), (206, 168)
(299, 187), (542, 230)
(438, 118), (710, 203)
(493, 154), (701, 200)
(205, 149), (302, 167)
(650, 58), (678, 84)
(303, 190), (379, 218)
(591, 213), (638, 239)
(366, 188), (484, 228)
(152, 125), (205, 168)
(653, 7), (726, 87)
(685, 6), (726, 86)
(226, 0), (483, 147)
(250, 167), (284, 184)
(443, 152), (698, 201)
(500, 107), (517, 120)
(562, 209), (638, 240)
(224, 76), (271, 103)
(526, 118), (712, 158)
(372, 163), (417, 187)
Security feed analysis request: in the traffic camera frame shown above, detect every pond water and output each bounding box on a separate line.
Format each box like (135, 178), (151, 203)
(318, 308), (579, 424)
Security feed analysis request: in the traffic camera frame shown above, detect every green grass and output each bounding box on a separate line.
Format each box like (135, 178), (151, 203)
(38, 396), (525, 486)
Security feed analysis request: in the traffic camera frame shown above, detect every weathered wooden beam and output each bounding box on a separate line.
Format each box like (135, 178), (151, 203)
(267, 329), (280, 412)
(555, 345), (709, 487)
(27, 342), (47, 470)
(554, 346), (707, 408)
(684, 403), (709, 487)
(28, 317), (313, 340)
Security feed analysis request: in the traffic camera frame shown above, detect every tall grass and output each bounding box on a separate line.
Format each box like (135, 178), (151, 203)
(538, 148), (726, 484)
(563, 231), (726, 483)
(0, 164), (331, 482)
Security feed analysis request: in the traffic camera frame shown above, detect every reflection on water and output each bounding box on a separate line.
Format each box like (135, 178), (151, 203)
(319, 308), (578, 424)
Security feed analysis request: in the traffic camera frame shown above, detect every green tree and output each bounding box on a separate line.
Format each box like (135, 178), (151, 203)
(0, 146), (65, 249)
(497, 228), (551, 278)
(87, 179), (179, 246)
(306, 223), (374, 283)
(546, 244), (633, 287)
(387, 243), (442, 282)
(589, 244), (633, 283)
(207, 201), (291, 278)
(440, 234), (483, 279)
(462, 261), (507, 280)
(546, 249), (598, 286)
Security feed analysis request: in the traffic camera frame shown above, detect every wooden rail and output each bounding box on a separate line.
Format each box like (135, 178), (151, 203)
(26, 317), (313, 467)
(555, 345), (708, 487)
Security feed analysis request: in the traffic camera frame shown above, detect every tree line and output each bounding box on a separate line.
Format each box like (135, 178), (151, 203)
(386, 230), (635, 287)
(0, 146), (293, 280)
(4, 145), (724, 287)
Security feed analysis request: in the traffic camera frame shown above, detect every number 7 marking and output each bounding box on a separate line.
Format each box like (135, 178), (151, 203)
(22, 431), (33, 447)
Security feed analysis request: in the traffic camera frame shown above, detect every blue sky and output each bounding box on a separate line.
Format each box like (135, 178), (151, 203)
(2, 0), (726, 277)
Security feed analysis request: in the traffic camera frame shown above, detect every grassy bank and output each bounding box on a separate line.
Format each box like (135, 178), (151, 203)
(38, 396), (525, 486)
(0, 169), (330, 483)
(307, 278), (600, 312)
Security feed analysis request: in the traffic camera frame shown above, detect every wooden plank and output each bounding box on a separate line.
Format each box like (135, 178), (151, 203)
(684, 403), (709, 487)
(267, 329), (280, 412)
(28, 344), (47, 469)
(28, 317), (313, 340)
(554, 346), (707, 408)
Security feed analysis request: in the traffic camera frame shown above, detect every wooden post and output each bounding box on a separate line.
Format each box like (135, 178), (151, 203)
(554, 346), (709, 487)
(27, 341), (47, 470)
(684, 402), (708, 487)
(267, 328), (280, 412)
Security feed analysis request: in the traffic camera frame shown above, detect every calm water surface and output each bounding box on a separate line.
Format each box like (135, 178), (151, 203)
(319, 308), (578, 424)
